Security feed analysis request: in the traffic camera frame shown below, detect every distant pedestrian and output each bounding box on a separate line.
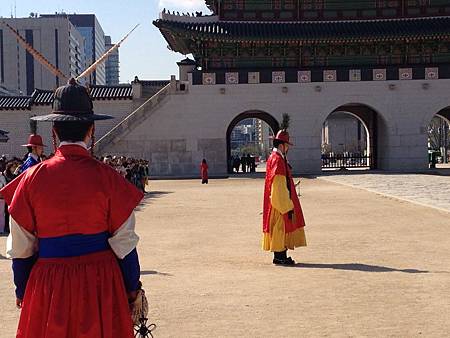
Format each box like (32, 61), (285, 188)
(233, 157), (240, 173)
(241, 155), (247, 173)
(1, 161), (18, 234)
(246, 154), (252, 172)
(200, 159), (209, 184)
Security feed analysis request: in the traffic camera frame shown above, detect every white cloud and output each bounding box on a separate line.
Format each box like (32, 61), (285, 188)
(158, 0), (208, 11)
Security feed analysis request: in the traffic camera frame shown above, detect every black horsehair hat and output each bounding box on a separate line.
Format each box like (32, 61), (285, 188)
(31, 78), (114, 122)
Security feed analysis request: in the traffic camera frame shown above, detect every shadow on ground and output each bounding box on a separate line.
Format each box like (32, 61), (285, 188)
(141, 270), (172, 277)
(136, 191), (173, 211)
(0, 254), (7, 260)
(294, 262), (430, 273)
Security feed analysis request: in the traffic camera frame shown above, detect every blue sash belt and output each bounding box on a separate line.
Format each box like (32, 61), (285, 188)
(14, 231), (139, 296)
(39, 232), (110, 258)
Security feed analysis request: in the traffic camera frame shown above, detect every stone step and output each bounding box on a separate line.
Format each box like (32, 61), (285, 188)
(94, 83), (172, 154)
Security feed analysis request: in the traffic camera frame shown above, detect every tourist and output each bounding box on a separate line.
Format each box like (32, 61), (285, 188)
(0, 167), (6, 234)
(233, 156), (240, 173)
(138, 160), (147, 192)
(0, 155), (6, 172)
(241, 155), (247, 173)
(1, 161), (19, 234)
(262, 115), (307, 265)
(200, 159), (209, 184)
(1, 79), (145, 338)
(246, 154), (252, 172)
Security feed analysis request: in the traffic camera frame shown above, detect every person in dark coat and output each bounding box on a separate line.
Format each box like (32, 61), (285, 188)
(241, 155), (247, 173)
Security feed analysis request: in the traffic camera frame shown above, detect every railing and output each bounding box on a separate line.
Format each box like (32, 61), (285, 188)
(94, 83), (172, 154)
(322, 153), (371, 169)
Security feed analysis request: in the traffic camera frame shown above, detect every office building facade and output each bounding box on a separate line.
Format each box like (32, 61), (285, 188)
(105, 35), (120, 85)
(0, 17), (85, 95)
(65, 14), (106, 85)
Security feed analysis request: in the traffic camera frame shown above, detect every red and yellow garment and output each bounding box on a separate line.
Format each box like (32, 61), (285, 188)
(262, 149), (306, 252)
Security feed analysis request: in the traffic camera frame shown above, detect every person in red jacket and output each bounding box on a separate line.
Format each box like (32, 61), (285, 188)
(1, 79), (144, 338)
(262, 119), (306, 265)
(200, 159), (209, 184)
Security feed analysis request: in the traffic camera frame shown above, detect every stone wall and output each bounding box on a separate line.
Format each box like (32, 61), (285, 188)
(2, 78), (449, 176)
(104, 77), (450, 176)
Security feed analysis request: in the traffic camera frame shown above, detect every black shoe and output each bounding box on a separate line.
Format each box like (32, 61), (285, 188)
(273, 257), (296, 266)
(285, 257), (296, 265)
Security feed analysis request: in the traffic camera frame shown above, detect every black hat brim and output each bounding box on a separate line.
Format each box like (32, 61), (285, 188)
(31, 113), (114, 122)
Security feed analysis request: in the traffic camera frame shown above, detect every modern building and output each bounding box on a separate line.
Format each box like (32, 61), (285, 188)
(0, 17), (86, 95)
(42, 14), (106, 85)
(255, 119), (273, 159)
(230, 119), (255, 151)
(0, 85), (16, 96)
(105, 35), (120, 85)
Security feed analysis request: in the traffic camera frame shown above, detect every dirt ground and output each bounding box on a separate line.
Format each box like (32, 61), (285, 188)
(1, 177), (450, 337)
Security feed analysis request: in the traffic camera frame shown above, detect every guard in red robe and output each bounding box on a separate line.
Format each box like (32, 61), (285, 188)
(262, 129), (307, 265)
(17, 134), (46, 174)
(200, 159), (209, 184)
(1, 79), (144, 338)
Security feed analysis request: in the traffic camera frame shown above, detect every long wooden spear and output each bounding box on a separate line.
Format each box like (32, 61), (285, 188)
(1, 21), (68, 81)
(76, 24), (139, 81)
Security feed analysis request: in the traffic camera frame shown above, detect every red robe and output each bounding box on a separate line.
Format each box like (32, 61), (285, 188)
(1, 145), (143, 338)
(263, 150), (305, 235)
(200, 162), (209, 180)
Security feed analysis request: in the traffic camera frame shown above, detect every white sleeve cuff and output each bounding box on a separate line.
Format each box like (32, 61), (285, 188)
(6, 217), (38, 259)
(108, 212), (140, 259)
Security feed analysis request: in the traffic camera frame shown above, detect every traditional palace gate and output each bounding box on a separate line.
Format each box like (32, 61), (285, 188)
(146, 0), (450, 176)
(96, 0), (450, 176)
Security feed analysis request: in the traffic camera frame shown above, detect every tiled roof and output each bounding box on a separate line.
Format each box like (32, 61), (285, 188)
(89, 85), (133, 100)
(0, 96), (31, 110)
(154, 16), (450, 44)
(0, 85), (134, 110)
(139, 80), (170, 87)
(31, 89), (54, 105)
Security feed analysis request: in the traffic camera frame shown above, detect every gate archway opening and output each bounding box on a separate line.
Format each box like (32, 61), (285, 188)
(226, 111), (279, 174)
(322, 104), (379, 171)
(428, 107), (450, 169)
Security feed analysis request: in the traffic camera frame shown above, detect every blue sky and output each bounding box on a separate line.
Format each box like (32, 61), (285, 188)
(0, 0), (210, 83)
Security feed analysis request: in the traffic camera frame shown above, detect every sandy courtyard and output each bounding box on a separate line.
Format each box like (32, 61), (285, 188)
(1, 177), (450, 337)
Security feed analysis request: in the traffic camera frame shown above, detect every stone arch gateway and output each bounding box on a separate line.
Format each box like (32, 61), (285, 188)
(322, 103), (386, 170)
(226, 110), (280, 173)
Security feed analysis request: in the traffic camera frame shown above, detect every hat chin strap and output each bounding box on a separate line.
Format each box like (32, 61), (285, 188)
(52, 129), (58, 154)
(90, 124), (96, 156)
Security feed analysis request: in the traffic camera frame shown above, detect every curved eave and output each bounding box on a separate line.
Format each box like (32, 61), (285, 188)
(154, 16), (450, 51)
(160, 28), (192, 55)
